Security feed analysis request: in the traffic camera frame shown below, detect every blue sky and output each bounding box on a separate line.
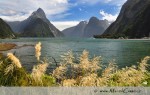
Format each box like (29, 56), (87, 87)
(53, 0), (120, 21)
(0, 0), (127, 30)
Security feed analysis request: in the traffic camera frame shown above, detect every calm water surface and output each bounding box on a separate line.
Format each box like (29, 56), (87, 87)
(1, 38), (150, 71)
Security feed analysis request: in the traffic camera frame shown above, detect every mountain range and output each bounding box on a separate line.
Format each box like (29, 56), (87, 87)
(7, 8), (63, 37)
(62, 17), (109, 37)
(95, 0), (150, 38)
(1, 0), (150, 39)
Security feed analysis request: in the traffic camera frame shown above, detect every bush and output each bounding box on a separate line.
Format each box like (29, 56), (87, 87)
(0, 53), (56, 86)
(0, 57), (30, 86)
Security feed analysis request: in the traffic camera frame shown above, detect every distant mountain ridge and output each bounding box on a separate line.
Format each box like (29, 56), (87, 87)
(0, 18), (15, 38)
(98, 0), (150, 38)
(62, 17), (109, 37)
(84, 17), (109, 37)
(7, 8), (64, 37)
(62, 21), (88, 37)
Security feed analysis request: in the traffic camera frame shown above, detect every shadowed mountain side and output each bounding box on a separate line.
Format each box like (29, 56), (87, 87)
(0, 18), (15, 38)
(96, 0), (150, 38)
(62, 21), (87, 37)
(21, 18), (54, 37)
(62, 17), (109, 37)
(84, 17), (109, 37)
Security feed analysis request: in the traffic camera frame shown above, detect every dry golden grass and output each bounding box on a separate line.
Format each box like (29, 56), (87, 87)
(62, 79), (76, 86)
(35, 42), (41, 61)
(79, 73), (98, 86)
(31, 63), (48, 83)
(31, 42), (49, 85)
(138, 56), (150, 72)
(53, 50), (150, 87)
(52, 65), (66, 80)
(0, 43), (16, 51)
(109, 66), (145, 86)
(7, 53), (22, 68)
(0, 42), (55, 86)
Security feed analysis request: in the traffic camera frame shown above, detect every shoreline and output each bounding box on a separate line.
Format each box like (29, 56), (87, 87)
(0, 43), (17, 51)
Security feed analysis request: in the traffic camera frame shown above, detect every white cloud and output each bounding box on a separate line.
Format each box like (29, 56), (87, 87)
(51, 21), (80, 31)
(0, 14), (30, 21)
(100, 10), (118, 22)
(0, 0), (69, 21)
(0, 0), (127, 21)
(49, 13), (72, 21)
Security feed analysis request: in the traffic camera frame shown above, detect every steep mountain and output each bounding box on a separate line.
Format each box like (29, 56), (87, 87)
(21, 18), (54, 37)
(84, 17), (109, 37)
(0, 18), (15, 38)
(62, 21), (87, 37)
(7, 8), (63, 37)
(101, 0), (150, 38)
(62, 17), (109, 37)
(6, 21), (20, 32)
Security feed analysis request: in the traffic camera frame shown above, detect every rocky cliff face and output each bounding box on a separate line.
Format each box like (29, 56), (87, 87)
(0, 18), (15, 38)
(103, 0), (150, 38)
(7, 8), (63, 37)
(62, 17), (109, 37)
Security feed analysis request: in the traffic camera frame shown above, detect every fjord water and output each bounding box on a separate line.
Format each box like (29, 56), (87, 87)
(1, 38), (150, 71)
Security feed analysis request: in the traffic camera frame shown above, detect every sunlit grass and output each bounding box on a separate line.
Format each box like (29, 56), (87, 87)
(55, 50), (150, 87)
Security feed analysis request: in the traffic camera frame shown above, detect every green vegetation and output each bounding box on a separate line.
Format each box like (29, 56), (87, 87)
(94, 34), (128, 39)
(0, 54), (56, 86)
(0, 53), (3, 58)
(0, 42), (150, 86)
(0, 18), (15, 39)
